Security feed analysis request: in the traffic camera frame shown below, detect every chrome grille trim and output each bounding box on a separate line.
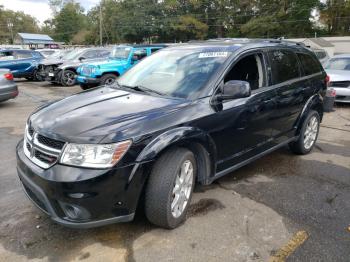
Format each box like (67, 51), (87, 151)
(23, 124), (65, 169)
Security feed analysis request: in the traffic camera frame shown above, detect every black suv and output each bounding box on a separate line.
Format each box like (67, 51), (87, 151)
(16, 39), (327, 229)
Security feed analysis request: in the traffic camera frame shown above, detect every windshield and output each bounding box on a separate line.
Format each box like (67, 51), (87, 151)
(117, 49), (230, 99)
(110, 46), (132, 59)
(63, 49), (85, 60)
(324, 57), (350, 71)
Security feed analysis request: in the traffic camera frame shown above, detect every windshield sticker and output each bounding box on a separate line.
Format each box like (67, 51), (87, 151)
(198, 52), (229, 58)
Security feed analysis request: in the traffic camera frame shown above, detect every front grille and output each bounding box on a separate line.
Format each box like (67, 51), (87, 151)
(23, 183), (48, 213)
(34, 150), (58, 165)
(37, 134), (65, 150)
(330, 81), (350, 88)
(81, 66), (92, 76)
(24, 123), (65, 169)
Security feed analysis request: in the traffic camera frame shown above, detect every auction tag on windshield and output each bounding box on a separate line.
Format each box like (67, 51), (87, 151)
(198, 52), (229, 58)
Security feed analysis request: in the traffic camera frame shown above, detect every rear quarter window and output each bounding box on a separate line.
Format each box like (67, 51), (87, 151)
(297, 53), (322, 76)
(268, 50), (300, 84)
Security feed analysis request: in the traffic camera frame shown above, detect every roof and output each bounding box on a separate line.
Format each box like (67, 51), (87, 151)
(166, 38), (307, 52)
(17, 33), (53, 44)
(304, 38), (334, 48)
(330, 54), (350, 58)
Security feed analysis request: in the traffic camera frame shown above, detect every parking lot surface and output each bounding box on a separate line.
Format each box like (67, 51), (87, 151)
(0, 81), (349, 262)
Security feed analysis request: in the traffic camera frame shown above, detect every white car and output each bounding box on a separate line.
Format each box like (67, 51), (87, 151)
(35, 49), (61, 58)
(324, 54), (350, 103)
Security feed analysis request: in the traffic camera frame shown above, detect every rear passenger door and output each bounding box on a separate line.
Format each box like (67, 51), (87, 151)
(13, 50), (35, 76)
(0, 51), (17, 72)
(268, 49), (309, 143)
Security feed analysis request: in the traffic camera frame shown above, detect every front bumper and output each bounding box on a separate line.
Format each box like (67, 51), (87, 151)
(0, 84), (18, 102)
(334, 87), (350, 103)
(16, 140), (147, 228)
(76, 75), (100, 86)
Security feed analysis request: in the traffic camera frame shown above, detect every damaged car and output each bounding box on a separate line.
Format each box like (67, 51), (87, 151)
(37, 48), (111, 86)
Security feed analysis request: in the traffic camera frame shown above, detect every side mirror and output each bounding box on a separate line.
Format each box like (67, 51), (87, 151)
(79, 57), (86, 61)
(216, 80), (251, 101)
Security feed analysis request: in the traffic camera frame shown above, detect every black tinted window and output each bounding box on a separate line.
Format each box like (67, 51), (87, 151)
(269, 50), (300, 84)
(297, 53), (322, 75)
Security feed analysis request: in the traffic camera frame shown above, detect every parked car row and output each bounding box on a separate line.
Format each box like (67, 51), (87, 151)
(37, 48), (112, 86)
(76, 44), (166, 89)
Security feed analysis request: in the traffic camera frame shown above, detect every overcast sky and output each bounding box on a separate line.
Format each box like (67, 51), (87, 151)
(0, 0), (100, 24)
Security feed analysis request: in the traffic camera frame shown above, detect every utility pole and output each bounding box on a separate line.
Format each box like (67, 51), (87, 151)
(99, 0), (103, 46)
(7, 19), (14, 44)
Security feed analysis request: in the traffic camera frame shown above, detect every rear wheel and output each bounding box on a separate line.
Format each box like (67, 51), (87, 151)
(289, 110), (320, 154)
(145, 147), (196, 229)
(100, 73), (117, 86)
(61, 70), (76, 86)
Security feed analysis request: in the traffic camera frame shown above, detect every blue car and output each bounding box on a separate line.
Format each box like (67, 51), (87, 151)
(76, 45), (166, 89)
(0, 49), (44, 80)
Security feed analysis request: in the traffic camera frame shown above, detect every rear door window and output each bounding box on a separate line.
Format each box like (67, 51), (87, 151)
(15, 51), (33, 59)
(268, 50), (300, 85)
(297, 53), (322, 76)
(0, 51), (15, 60)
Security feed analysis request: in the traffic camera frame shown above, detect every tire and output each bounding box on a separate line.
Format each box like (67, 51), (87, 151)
(145, 147), (196, 229)
(61, 70), (76, 86)
(100, 73), (117, 86)
(289, 110), (320, 155)
(33, 70), (43, 81)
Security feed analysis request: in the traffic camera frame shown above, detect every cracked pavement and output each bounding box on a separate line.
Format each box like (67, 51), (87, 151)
(0, 81), (349, 262)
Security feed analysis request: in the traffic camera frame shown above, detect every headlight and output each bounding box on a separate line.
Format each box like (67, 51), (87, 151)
(60, 140), (132, 168)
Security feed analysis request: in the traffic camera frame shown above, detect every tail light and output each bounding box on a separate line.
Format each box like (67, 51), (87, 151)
(325, 75), (330, 87)
(4, 73), (14, 81)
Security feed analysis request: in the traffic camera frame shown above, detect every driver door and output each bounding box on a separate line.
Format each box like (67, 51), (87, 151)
(208, 51), (277, 172)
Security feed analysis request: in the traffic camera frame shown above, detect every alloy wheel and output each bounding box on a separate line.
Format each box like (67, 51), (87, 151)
(303, 115), (319, 150)
(62, 72), (75, 86)
(105, 77), (115, 85)
(171, 159), (194, 218)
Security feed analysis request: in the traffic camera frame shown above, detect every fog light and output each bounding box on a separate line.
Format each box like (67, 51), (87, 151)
(59, 202), (91, 220)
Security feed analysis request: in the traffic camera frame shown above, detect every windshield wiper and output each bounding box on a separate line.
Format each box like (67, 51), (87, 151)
(120, 84), (166, 96)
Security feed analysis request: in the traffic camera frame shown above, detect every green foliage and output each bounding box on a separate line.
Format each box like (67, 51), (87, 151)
(0, 6), (40, 44)
(52, 1), (87, 43)
(1, 0), (350, 45)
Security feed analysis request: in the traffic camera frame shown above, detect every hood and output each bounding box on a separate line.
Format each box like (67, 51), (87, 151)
(86, 58), (128, 68)
(325, 69), (350, 82)
(39, 58), (66, 66)
(59, 57), (109, 70)
(30, 87), (190, 144)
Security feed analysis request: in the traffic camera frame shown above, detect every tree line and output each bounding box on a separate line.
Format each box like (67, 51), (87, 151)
(1, 0), (350, 45)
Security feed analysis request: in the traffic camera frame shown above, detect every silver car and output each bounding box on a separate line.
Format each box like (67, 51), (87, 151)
(324, 54), (350, 103)
(0, 69), (18, 103)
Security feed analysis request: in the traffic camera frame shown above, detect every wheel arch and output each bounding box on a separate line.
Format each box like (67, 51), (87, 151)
(130, 127), (217, 185)
(101, 71), (120, 77)
(295, 94), (324, 136)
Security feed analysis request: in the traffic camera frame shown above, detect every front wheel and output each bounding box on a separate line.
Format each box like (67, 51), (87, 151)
(289, 110), (320, 154)
(61, 70), (76, 86)
(145, 147), (196, 229)
(100, 73), (117, 86)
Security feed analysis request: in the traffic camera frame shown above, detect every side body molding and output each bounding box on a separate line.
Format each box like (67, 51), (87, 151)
(128, 126), (217, 183)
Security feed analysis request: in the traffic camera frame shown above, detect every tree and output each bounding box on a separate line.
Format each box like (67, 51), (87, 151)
(52, 1), (87, 43)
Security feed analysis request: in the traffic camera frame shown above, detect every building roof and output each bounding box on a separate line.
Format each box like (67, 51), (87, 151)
(305, 38), (334, 48)
(17, 33), (53, 44)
